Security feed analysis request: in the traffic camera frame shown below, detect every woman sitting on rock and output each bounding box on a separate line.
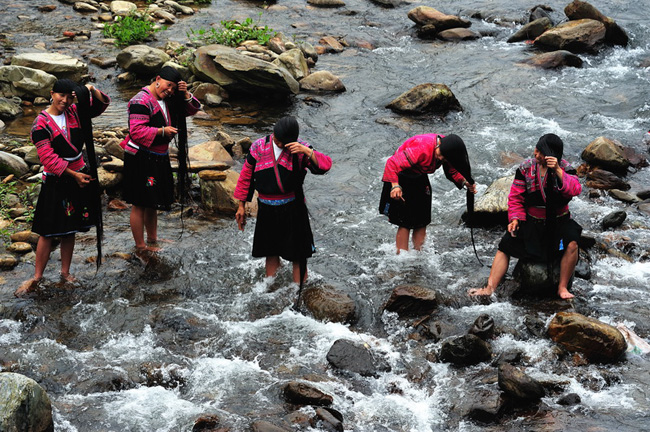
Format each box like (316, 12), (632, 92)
(468, 134), (582, 299)
(16, 79), (110, 296)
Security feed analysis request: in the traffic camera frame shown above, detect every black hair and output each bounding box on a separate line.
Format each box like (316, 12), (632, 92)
(273, 116), (300, 145)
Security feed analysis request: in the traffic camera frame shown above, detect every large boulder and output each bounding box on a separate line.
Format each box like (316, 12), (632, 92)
(0, 66), (57, 98)
(188, 141), (234, 166)
(116, 45), (171, 76)
(0, 151), (30, 177)
(299, 70), (345, 92)
(0, 97), (22, 120)
(271, 49), (309, 81)
(534, 19), (607, 53)
(199, 169), (240, 214)
(386, 83), (461, 115)
(513, 259), (572, 296)
(382, 284), (438, 317)
(191, 44), (299, 95)
(439, 334), (492, 366)
(507, 17), (553, 43)
(564, 0), (628, 46)
(519, 50), (583, 69)
(0, 372), (54, 432)
(407, 6), (471, 31)
(581, 136), (630, 173)
(302, 285), (356, 323)
(11, 53), (88, 81)
(326, 339), (391, 377)
(468, 175), (513, 226)
(585, 167), (630, 190)
(547, 312), (627, 362)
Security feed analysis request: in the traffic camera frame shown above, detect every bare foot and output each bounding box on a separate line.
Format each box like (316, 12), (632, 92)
(15, 278), (41, 297)
(558, 287), (575, 299)
(468, 287), (495, 296)
(146, 238), (172, 248)
(60, 272), (77, 283)
(137, 244), (162, 253)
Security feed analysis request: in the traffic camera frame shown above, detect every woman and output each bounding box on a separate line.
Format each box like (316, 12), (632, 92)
(234, 116), (332, 283)
(121, 66), (200, 253)
(469, 134), (582, 299)
(16, 79), (110, 296)
(380, 133), (477, 253)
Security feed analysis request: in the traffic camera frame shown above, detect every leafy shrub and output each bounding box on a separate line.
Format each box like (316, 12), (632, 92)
(187, 15), (276, 47)
(102, 14), (163, 47)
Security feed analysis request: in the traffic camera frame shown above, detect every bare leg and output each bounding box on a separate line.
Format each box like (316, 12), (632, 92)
(292, 261), (308, 284)
(396, 227), (410, 253)
(558, 241), (578, 299)
(144, 207), (159, 244)
(59, 234), (76, 280)
(412, 227), (426, 251)
(130, 205), (161, 252)
(468, 250), (510, 296)
(266, 256), (281, 277)
(16, 236), (52, 296)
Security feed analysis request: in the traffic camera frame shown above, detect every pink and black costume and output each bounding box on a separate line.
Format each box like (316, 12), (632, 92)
(31, 90), (110, 237)
(380, 133), (469, 229)
(234, 134), (332, 261)
(120, 87), (200, 210)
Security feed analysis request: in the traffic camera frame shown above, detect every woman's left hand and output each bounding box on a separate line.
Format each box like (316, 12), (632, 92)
(466, 182), (477, 194)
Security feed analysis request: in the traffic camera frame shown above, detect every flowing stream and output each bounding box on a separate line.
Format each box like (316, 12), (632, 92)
(1, 0), (650, 430)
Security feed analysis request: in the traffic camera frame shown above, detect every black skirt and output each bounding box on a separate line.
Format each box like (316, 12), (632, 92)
(122, 150), (174, 210)
(32, 170), (98, 237)
(252, 199), (314, 262)
(498, 215), (582, 262)
(379, 173), (432, 229)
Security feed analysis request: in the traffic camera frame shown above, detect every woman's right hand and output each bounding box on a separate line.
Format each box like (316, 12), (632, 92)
(235, 203), (246, 231)
(390, 183), (404, 201)
(66, 168), (92, 188)
(508, 219), (519, 237)
(161, 126), (178, 138)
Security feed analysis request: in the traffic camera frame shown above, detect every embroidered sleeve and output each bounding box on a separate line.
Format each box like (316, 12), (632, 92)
(508, 167), (527, 222)
(31, 121), (67, 176)
(442, 161), (466, 189)
(128, 102), (158, 148)
(301, 142), (331, 175)
(89, 90), (111, 118)
(556, 160), (582, 198)
(233, 141), (262, 202)
(183, 95), (201, 116)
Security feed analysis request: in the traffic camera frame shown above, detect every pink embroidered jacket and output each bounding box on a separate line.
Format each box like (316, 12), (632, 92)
(121, 87), (200, 155)
(234, 135), (332, 202)
(382, 133), (466, 187)
(508, 158), (582, 222)
(31, 90), (110, 177)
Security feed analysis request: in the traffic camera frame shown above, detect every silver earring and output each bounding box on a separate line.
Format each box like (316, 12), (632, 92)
(156, 83), (160, 88)
(49, 98), (53, 104)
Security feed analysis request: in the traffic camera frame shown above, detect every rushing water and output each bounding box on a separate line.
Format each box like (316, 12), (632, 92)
(1, 0), (650, 430)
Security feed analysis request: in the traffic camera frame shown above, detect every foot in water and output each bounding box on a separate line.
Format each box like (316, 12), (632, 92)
(15, 278), (41, 297)
(146, 238), (172, 249)
(558, 287), (575, 299)
(468, 287), (495, 296)
(60, 272), (77, 283)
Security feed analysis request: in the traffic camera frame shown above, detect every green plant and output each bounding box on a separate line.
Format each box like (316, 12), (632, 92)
(102, 14), (163, 47)
(187, 13), (276, 47)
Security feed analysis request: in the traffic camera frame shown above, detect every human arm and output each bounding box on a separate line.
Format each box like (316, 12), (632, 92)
(178, 81), (201, 116)
(507, 168), (527, 223)
(284, 141), (332, 174)
(548, 158), (582, 198)
(31, 121), (68, 176)
(64, 167), (93, 188)
(235, 201), (246, 231)
(84, 84), (110, 117)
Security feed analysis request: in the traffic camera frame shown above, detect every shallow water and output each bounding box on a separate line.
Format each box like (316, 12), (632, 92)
(1, 0), (650, 430)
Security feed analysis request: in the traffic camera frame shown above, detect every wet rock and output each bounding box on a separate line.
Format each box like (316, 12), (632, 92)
(574, 248), (591, 280)
(251, 420), (291, 432)
(299, 70), (345, 93)
(302, 285), (356, 323)
(326, 339), (391, 377)
(582, 136), (630, 173)
(0, 97), (22, 120)
(192, 414), (222, 432)
(382, 284), (437, 317)
(585, 168), (630, 190)
(437, 28), (480, 41)
(318, 36), (345, 53)
(97, 166), (123, 189)
(557, 392), (581, 405)
(11, 53), (88, 81)
(0, 254), (19, 270)
(513, 259), (572, 296)
(386, 83), (461, 115)
(117, 45), (170, 76)
(110, 0), (137, 16)
(192, 83), (228, 104)
(200, 169), (240, 214)
(139, 362), (185, 390)
(283, 381), (333, 406)
(307, 0), (345, 7)
(519, 50), (583, 69)
(469, 314), (495, 340)
(188, 141), (235, 166)
(408, 6), (471, 31)
(462, 387), (505, 423)
(439, 334), (492, 366)
(508, 17), (552, 43)
(313, 407), (343, 432)
(601, 210), (626, 229)
(564, 0), (628, 46)
(470, 175), (512, 226)
(272, 49), (309, 81)
(547, 312), (627, 363)
(0, 372), (53, 432)
(7, 241), (32, 254)
(534, 19), (606, 53)
(497, 363), (545, 402)
(0, 151), (30, 176)
(608, 189), (641, 203)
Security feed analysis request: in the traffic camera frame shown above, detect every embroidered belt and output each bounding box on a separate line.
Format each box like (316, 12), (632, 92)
(258, 196), (295, 206)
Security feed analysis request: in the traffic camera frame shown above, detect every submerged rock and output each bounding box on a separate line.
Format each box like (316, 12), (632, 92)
(439, 334), (492, 366)
(283, 381), (333, 406)
(383, 284), (438, 317)
(0, 372), (53, 432)
(497, 363), (545, 402)
(302, 285), (356, 323)
(326, 339), (391, 377)
(519, 50), (583, 69)
(386, 83), (461, 115)
(534, 19), (606, 53)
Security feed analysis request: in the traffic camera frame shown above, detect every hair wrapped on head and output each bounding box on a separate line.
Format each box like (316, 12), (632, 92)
(535, 133), (564, 160)
(273, 116), (300, 145)
(52, 79), (80, 94)
(158, 65), (182, 84)
(439, 134), (473, 185)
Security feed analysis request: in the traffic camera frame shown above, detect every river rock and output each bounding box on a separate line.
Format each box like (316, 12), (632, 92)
(110, 0), (137, 16)
(557, 392), (581, 406)
(7, 241), (33, 254)
(470, 175), (513, 226)
(198, 170), (227, 181)
(11, 230), (40, 244)
(104, 138), (125, 160)
(318, 36), (345, 53)
(302, 285), (356, 323)
(407, 6), (471, 31)
(534, 19), (606, 53)
(74, 2), (98, 12)
(200, 168), (239, 214)
(152, 9), (176, 24)
(283, 381), (333, 406)
(564, 0), (628, 46)
(520, 50), (583, 69)
(192, 415), (220, 432)
(307, 0), (345, 7)
(272, 49), (309, 81)
(0, 151), (30, 176)
(102, 157), (124, 172)
(469, 314), (495, 340)
(581, 136), (630, 173)
(440, 334), (492, 366)
(188, 141), (234, 166)
(608, 189), (641, 204)
(0, 66), (57, 98)
(386, 83), (461, 115)
(164, 0), (194, 15)
(547, 312), (627, 362)
(251, 421), (291, 432)
(585, 168), (630, 190)
(462, 386), (505, 423)
(191, 44), (299, 95)
(497, 363), (545, 402)
(0, 372), (53, 432)
(313, 407), (343, 432)
(192, 82), (228, 104)
(116, 45), (171, 76)
(299, 70), (345, 92)
(0, 97), (22, 120)
(382, 284), (438, 317)
(23, 146), (40, 164)
(326, 339), (391, 377)
(0, 254), (19, 270)
(11, 53), (88, 81)
(437, 28), (480, 41)
(97, 166), (123, 189)
(508, 17), (552, 43)
(513, 259), (572, 296)
(601, 210), (626, 229)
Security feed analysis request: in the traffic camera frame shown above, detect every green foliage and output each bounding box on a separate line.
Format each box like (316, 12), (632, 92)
(102, 14), (163, 47)
(187, 14), (276, 47)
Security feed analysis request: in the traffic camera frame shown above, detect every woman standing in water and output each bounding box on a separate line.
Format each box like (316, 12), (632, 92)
(120, 66), (200, 254)
(380, 133), (477, 253)
(234, 116), (332, 284)
(16, 79), (110, 296)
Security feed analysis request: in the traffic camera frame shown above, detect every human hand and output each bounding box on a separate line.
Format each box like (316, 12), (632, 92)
(466, 182), (477, 194)
(390, 184), (404, 201)
(507, 219), (519, 237)
(75, 171), (93, 188)
(162, 126), (178, 138)
(84, 83), (96, 92)
(177, 81), (189, 98)
(235, 204), (246, 231)
(284, 142), (309, 155)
